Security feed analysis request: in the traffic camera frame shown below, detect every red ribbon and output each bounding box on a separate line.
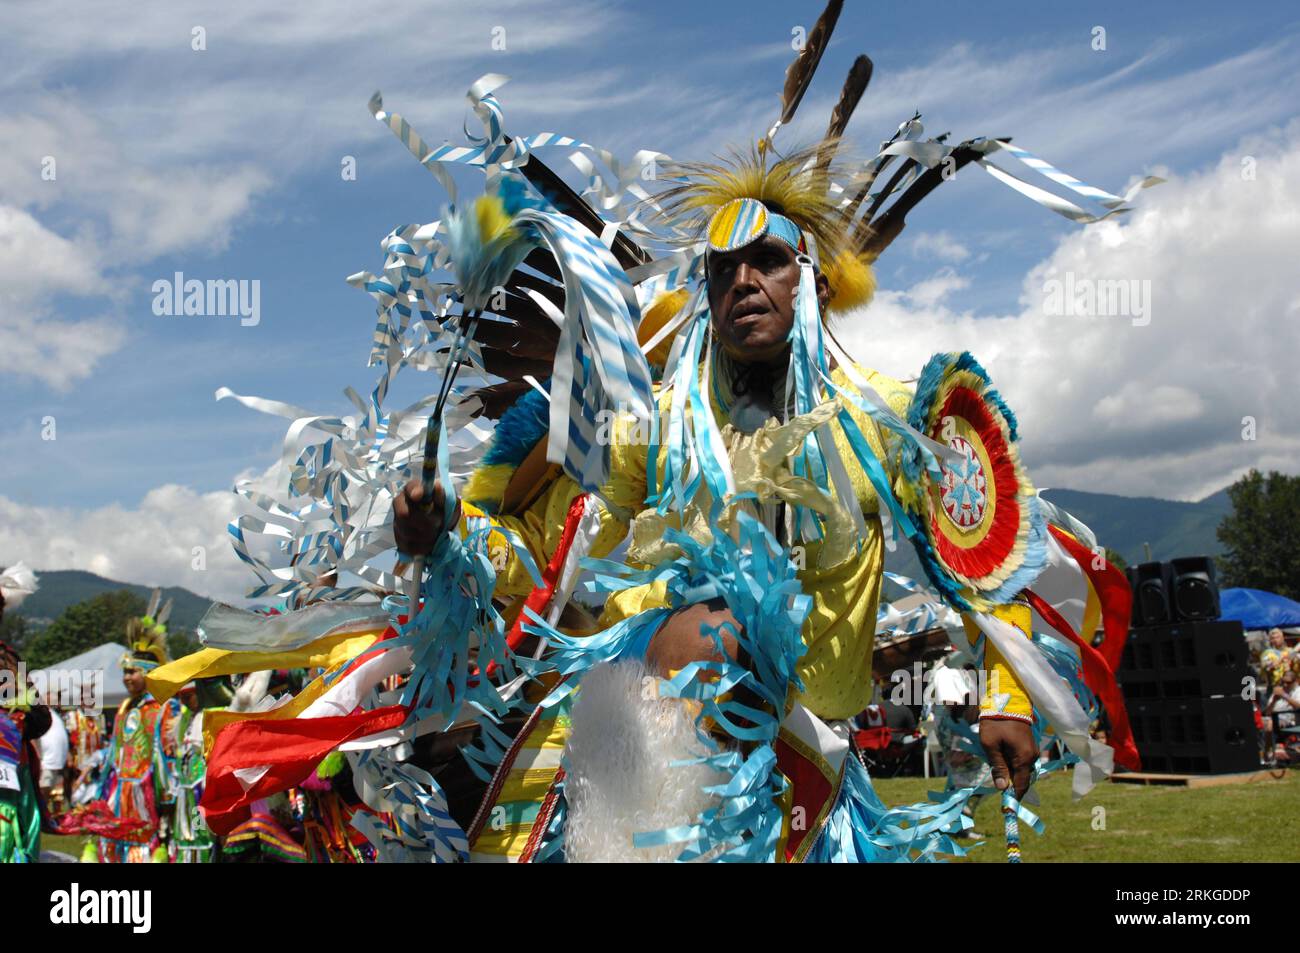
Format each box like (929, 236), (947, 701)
(1047, 526), (1133, 673)
(200, 704), (410, 836)
(1024, 582), (1140, 771)
(483, 493), (589, 680)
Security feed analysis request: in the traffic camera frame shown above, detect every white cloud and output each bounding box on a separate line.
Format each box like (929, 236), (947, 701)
(0, 96), (274, 263)
(911, 231), (970, 263)
(106, 165), (272, 262)
(1092, 383), (1205, 429)
(0, 465), (284, 603)
(0, 206), (101, 298)
(0, 487), (239, 601)
(0, 205), (125, 389)
(839, 120), (1300, 501)
(905, 270), (970, 309)
(0, 1), (631, 390)
(0, 310), (127, 391)
(0, 96), (274, 387)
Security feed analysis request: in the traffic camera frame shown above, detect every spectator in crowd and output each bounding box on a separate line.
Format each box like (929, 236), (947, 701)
(858, 674), (918, 731)
(1265, 669), (1300, 731)
(1260, 628), (1297, 688)
(853, 675), (923, 776)
(875, 695), (918, 734)
(33, 708), (69, 811)
(1260, 668), (1300, 764)
(0, 638), (52, 862)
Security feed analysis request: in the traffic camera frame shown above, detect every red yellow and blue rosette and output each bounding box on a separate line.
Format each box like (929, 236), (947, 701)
(895, 352), (1046, 612)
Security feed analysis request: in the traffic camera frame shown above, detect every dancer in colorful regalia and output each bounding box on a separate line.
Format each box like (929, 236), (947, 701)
(86, 593), (184, 863)
(149, 0), (1151, 862)
(167, 681), (217, 862)
(389, 147), (1065, 861)
(64, 691), (104, 809)
(1, 564), (48, 864)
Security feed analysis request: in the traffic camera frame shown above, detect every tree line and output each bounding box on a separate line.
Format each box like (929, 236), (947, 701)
(1, 589), (200, 670)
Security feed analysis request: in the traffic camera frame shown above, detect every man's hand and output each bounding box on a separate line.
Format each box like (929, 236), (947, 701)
(393, 478), (450, 557)
(980, 717), (1037, 799)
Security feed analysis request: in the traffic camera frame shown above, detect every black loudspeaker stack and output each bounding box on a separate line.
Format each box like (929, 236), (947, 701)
(1119, 556), (1258, 775)
(1126, 556), (1221, 628)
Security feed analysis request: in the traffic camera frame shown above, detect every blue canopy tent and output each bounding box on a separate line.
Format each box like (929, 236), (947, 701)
(1219, 588), (1300, 631)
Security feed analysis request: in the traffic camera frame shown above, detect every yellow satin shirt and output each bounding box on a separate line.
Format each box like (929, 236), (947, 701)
(474, 363), (919, 721)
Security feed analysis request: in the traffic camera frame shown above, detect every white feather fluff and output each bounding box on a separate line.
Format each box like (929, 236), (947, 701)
(229, 669), (273, 713)
(563, 661), (726, 863)
(0, 561), (39, 609)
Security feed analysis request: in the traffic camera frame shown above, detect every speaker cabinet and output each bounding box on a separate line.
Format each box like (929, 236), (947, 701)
(1127, 697), (1258, 775)
(1118, 619), (1251, 700)
(1126, 557), (1221, 625)
(1128, 562), (1174, 627)
(1169, 556), (1220, 621)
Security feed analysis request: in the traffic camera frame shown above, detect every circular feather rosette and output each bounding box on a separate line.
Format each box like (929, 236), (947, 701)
(897, 352), (1046, 611)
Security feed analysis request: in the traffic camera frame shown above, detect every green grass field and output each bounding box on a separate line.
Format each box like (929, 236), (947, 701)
(874, 769), (1300, 863)
(41, 833), (92, 860)
(37, 769), (1300, 862)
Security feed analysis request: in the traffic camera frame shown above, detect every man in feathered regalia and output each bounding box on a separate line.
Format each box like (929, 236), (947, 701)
(153, 0), (1145, 862)
(391, 141), (1045, 860)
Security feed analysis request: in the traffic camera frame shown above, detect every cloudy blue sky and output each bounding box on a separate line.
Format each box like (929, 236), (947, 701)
(2, 0), (1298, 599)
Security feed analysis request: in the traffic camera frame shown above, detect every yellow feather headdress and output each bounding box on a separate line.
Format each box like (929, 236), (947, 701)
(651, 139), (877, 316)
(123, 624), (168, 670)
(656, 140), (845, 262)
(121, 590), (172, 670)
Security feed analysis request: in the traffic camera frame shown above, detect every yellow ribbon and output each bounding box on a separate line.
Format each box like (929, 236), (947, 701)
(146, 629), (382, 702)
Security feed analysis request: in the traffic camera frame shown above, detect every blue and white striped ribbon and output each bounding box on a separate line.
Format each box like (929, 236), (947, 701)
(215, 353), (491, 602)
(508, 206), (654, 494)
(349, 751), (468, 863)
(372, 75), (672, 241)
(883, 134), (1163, 225)
(992, 140), (1156, 211)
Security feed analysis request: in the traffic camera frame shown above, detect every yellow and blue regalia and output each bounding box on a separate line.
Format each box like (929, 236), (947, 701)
(155, 0), (1151, 863)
